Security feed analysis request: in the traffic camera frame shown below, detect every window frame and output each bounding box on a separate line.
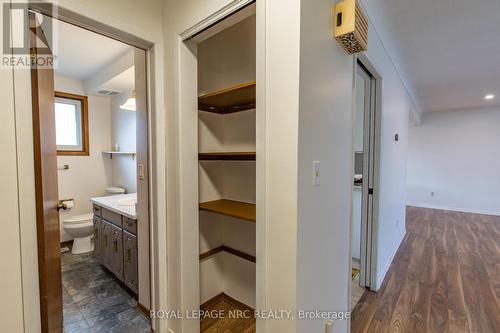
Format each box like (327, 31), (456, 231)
(54, 91), (89, 156)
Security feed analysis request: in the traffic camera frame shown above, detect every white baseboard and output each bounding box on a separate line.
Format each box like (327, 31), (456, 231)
(375, 228), (406, 290)
(406, 203), (500, 217)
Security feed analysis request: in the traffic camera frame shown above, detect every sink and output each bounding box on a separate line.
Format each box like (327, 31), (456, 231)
(116, 198), (137, 206)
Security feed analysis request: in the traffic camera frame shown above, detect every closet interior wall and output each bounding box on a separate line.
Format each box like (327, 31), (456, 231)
(197, 15), (257, 309)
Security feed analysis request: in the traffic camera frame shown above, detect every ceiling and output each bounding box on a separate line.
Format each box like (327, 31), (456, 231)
(46, 16), (132, 81)
(362, 0), (500, 112)
(99, 66), (136, 94)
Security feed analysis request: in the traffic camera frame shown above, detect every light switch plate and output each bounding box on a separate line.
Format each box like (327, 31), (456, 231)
(313, 161), (321, 186)
(138, 164), (145, 180)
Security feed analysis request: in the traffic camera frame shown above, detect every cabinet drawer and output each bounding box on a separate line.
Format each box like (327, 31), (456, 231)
(93, 204), (102, 217)
(101, 208), (122, 228)
(122, 217), (137, 235)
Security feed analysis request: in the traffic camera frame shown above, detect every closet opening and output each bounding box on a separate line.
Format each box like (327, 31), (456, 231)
(189, 3), (257, 332)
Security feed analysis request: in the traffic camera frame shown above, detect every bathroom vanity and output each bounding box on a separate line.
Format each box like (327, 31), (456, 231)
(91, 194), (138, 294)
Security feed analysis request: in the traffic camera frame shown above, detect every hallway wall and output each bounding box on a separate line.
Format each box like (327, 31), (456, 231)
(296, 1), (354, 332)
(407, 106), (500, 216)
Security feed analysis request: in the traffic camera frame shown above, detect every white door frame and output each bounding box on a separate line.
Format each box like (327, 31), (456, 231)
(353, 54), (382, 291)
(18, 3), (165, 331)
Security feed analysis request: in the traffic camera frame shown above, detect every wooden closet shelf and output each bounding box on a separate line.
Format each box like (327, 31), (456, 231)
(199, 245), (256, 263)
(198, 81), (256, 114)
(199, 199), (256, 222)
(199, 152), (256, 161)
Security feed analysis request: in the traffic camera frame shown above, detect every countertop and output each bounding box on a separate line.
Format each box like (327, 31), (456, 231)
(90, 193), (137, 220)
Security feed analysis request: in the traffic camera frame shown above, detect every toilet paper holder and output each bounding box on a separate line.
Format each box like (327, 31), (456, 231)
(57, 199), (75, 211)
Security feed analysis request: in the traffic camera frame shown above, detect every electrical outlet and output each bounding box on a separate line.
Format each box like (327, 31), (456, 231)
(325, 320), (334, 333)
(430, 191), (435, 197)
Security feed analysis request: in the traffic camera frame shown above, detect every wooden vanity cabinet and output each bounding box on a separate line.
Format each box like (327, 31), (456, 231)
(93, 204), (138, 295)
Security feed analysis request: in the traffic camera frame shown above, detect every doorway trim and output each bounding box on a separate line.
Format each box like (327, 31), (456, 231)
(24, 3), (163, 332)
(353, 53), (382, 291)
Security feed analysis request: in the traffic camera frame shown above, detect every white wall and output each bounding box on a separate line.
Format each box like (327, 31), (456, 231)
(111, 95), (137, 193)
(296, 1), (353, 332)
(198, 15), (256, 95)
(0, 55), (26, 333)
(361, 0), (413, 289)
(407, 107), (500, 215)
(55, 75), (113, 242)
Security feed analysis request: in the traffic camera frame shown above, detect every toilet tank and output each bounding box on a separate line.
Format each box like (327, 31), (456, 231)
(105, 186), (126, 196)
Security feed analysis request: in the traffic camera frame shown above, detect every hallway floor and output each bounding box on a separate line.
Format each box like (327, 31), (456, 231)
(62, 252), (150, 333)
(351, 206), (500, 333)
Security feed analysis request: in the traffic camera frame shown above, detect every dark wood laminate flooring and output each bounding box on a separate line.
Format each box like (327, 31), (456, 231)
(200, 300), (255, 333)
(351, 206), (500, 333)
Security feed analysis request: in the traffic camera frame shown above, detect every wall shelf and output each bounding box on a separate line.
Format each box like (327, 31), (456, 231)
(199, 199), (255, 222)
(199, 152), (256, 161)
(102, 151), (136, 160)
(198, 81), (256, 114)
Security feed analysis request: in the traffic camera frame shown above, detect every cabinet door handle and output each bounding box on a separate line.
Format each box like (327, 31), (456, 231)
(127, 248), (131, 263)
(113, 239), (118, 252)
(104, 235), (108, 246)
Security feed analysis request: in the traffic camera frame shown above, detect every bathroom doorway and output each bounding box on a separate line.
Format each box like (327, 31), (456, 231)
(350, 58), (381, 309)
(30, 9), (152, 332)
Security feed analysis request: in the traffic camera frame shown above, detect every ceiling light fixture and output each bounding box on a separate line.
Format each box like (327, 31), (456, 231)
(484, 94), (495, 100)
(120, 91), (136, 111)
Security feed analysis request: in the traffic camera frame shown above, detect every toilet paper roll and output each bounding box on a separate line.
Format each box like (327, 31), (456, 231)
(64, 200), (75, 209)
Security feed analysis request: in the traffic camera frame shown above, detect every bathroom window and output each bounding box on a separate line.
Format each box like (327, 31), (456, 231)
(54, 91), (89, 156)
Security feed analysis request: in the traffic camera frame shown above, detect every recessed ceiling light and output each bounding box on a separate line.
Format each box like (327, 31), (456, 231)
(484, 94), (495, 100)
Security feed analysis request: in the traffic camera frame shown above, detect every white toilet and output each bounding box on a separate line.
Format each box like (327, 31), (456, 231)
(63, 213), (94, 254)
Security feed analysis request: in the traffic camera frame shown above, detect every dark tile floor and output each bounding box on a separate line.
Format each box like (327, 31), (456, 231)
(62, 251), (151, 333)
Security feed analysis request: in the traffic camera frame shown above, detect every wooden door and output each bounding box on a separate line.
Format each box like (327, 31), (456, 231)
(123, 231), (138, 293)
(111, 224), (124, 280)
(102, 221), (113, 270)
(93, 217), (102, 263)
(30, 12), (63, 333)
